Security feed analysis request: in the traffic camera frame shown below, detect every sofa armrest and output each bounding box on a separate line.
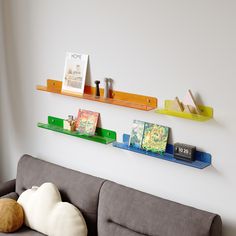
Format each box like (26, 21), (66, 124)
(0, 179), (16, 197)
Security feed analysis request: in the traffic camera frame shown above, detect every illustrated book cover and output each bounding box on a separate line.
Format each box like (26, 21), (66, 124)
(62, 52), (88, 94)
(76, 109), (99, 136)
(141, 122), (169, 153)
(129, 120), (145, 149)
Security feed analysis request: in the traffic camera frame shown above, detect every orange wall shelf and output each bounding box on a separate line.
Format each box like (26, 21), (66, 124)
(36, 80), (158, 111)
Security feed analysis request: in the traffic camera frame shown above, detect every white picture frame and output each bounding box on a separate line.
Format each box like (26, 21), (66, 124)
(62, 52), (88, 94)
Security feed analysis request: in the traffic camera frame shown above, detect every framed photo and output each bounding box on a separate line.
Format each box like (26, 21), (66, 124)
(62, 52), (88, 94)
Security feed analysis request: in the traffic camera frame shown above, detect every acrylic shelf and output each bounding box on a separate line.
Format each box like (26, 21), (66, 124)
(36, 80), (157, 111)
(112, 134), (211, 169)
(155, 100), (213, 121)
(38, 116), (116, 144)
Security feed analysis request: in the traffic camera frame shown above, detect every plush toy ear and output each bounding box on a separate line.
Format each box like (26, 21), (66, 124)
(0, 198), (24, 233)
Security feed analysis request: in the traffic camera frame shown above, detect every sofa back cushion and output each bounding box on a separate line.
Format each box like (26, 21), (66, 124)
(16, 155), (105, 236)
(98, 181), (222, 236)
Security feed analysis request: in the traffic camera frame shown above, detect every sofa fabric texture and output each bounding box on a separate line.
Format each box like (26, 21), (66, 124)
(0, 192), (18, 201)
(0, 226), (44, 236)
(0, 155), (222, 236)
(98, 181), (221, 236)
(0, 179), (15, 197)
(15, 155), (105, 236)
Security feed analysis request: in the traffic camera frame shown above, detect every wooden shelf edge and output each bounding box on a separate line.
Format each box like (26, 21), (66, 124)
(112, 134), (211, 169)
(36, 84), (157, 111)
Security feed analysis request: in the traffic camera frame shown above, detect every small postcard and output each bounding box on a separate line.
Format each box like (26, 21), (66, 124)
(129, 120), (145, 149)
(141, 122), (169, 153)
(62, 52), (88, 94)
(76, 109), (99, 136)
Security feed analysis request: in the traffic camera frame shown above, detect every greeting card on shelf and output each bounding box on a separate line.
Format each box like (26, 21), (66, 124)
(76, 109), (99, 136)
(129, 120), (169, 154)
(62, 52), (88, 95)
(129, 120), (145, 149)
(141, 123), (169, 154)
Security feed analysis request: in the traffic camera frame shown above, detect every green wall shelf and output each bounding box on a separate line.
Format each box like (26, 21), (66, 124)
(38, 116), (116, 144)
(155, 100), (213, 121)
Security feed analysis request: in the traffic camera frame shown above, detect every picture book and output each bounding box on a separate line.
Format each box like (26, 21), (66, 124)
(62, 52), (88, 95)
(141, 123), (169, 153)
(129, 120), (145, 149)
(76, 109), (99, 136)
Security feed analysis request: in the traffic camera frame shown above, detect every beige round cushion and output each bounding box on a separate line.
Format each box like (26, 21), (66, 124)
(0, 198), (24, 233)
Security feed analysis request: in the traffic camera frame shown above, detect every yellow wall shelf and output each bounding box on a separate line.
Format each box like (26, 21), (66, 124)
(36, 80), (157, 111)
(156, 100), (213, 121)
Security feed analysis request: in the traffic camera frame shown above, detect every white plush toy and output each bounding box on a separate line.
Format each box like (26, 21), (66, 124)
(17, 183), (87, 236)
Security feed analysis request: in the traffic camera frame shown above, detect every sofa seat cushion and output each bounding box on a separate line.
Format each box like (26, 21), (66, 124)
(98, 181), (222, 236)
(0, 226), (45, 235)
(0, 192), (18, 201)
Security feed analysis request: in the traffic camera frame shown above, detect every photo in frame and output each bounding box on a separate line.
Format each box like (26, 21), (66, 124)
(62, 52), (88, 94)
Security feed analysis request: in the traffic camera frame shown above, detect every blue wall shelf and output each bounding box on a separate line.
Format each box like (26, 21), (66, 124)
(112, 134), (211, 169)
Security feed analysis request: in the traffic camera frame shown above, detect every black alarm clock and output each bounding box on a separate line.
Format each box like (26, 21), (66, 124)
(174, 143), (196, 162)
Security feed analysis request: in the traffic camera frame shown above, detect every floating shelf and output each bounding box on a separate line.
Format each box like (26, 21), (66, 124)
(36, 80), (157, 111)
(38, 116), (116, 144)
(113, 134), (211, 169)
(155, 100), (213, 121)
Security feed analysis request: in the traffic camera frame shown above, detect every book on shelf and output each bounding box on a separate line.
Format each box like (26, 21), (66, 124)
(62, 52), (88, 95)
(129, 120), (169, 154)
(76, 109), (99, 136)
(129, 120), (145, 149)
(141, 123), (169, 154)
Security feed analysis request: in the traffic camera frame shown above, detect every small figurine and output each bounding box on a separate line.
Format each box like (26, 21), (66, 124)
(107, 78), (113, 98)
(104, 78), (109, 98)
(94, 80), (100, 97)
(64, 115), (76, 131)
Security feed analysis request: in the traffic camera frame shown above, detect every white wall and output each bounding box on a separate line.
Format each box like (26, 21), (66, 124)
(0, 0), (20, 180)
(1, 0), (236, 235)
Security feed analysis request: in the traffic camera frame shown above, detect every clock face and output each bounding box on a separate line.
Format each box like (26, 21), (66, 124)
(179, 147), (191, 155)
(174, 143), (196, 160)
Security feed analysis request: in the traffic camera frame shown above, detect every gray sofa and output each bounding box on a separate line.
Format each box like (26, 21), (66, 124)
(0, 155), (222, 236)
